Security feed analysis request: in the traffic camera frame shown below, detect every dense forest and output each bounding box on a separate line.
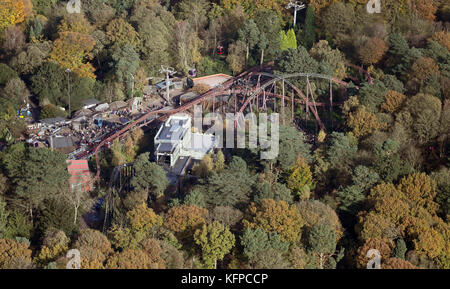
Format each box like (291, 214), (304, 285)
(0, 0), (449, 269)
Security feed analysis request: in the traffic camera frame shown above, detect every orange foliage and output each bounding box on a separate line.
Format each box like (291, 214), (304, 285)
(164, 205), (209, 236)
(382, 90), (407, 113)
(243, 199), (303, 243)
(358, 37), (388, 66)
(49, 31), (96, 79)
(0, 0), (26, 31)
(431, 31), (450, 51)
(356, 238), (393, 269)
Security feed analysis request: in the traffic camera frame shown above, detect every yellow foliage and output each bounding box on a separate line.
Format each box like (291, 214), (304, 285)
(381, 90), (407, 113)
(347, 106), (386, 138)
(317, 130), (326, 143)
(0, 0), (25, 32)
(432, 31), (450, 51)
(0, 239), (32, 269)
(126, 203), (162, 234)
(287, 157), (315, 201)
(49, 32), (96, 79)
(356, 238), (393, 269)
(243, 199), (304, 243)
(38, 244), (68, 262)
(397, 173), (439, 215)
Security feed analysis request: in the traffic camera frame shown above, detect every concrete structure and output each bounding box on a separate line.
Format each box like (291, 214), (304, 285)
(154, 114), (215, 169)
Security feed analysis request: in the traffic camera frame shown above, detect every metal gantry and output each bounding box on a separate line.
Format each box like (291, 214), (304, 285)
(285, 1), (306, 26)
(159, 65), (177, 103)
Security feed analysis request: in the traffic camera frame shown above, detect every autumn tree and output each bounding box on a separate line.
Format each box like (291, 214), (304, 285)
(286, 157), (315, 200)
(296, 200), (344, 241)
(49, 32), (96, 79)
(140, 238), (166, 269)
(106, 18), (139, 49)
(2, 26), (25, 56)
(173, 20), (203, 74)
(194, 221), (235, 268)
(127, 203), (163, 238)
(243, 199), (303, 243)
(164, 205), (208, 239)
(409, 0), (438, 20)
(0, 0), (25, 32)
(106, 249), (154, 269)
(408, 57), (440, 91)
(0, 238), (32, 269)
(381, 90), (407, 113)
(226, 41), (246, 75)
(38, 228), (69, 264)
(357, 37), (388, 66)
(356, 238), (393, 269)
(383, 257), (417, 269)
(347, 106), (385, 138)
(192, 154), (214, 178)
(74, 229), (113, 269)
(208, 206), (244, 229)
(431, 31), (450, 51)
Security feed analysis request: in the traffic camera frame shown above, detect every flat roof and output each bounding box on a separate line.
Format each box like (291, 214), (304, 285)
(157, 118), (189, 141)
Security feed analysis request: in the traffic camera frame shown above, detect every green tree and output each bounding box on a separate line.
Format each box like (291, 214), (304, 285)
(253, 180), (293, 204)
(184, 189), (206, 208)
(326, 132), (357, 167)
(392, 238), (407, 260)
(275, 125), (312, 171)
(307, 224), (342, 269)
(194, 221), (235, 268)
(240, 228), (289, 266)
(373, 139), (409, 182)
(131, 1), (175, 76)
(131, 153), (169, 199)
(202, 156), (255, 208)
(302, 5), (316, 50)
(6, 148), (70, 220)
(309, 40), (346, 80)
(253, 9), (281, 64)
(238, 19), (259, 68)
(0, 63), (18, 85)
(111, 44), (140, 97)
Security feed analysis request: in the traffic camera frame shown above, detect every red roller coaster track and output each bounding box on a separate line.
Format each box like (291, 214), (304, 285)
(91, 63), (368, 183)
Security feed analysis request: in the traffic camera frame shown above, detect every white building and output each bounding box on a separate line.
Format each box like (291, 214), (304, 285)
(154, 114), (215, 169)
